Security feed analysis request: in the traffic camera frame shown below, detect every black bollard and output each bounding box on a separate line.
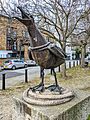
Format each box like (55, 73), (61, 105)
(25, 69), (28, 83)
(73, 61), (75, 67)
(69, 62), (71, 68)
(40, 67), (42, 78)
(65, 63), (66, 69)
(77, 60), (78, 66)
(2, 73), (5, 90)
(79, 59), (81, 65)
(58, 66), (60, 72)
(51, 69), (53, 75)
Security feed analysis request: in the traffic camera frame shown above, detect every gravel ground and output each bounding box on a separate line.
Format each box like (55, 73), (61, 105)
(0, 66), (90, 120)
(0, 90), (23, 120)
(0, 95), (13, 120)
(0, 84), (30, 120)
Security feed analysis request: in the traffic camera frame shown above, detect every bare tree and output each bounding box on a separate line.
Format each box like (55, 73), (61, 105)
(27, 0), (90, 77)
(72, 14), (90, 67)
(0, 0), (90, 76)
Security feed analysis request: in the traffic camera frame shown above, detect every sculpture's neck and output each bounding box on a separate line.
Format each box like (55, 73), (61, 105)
(28, 25), (47, 47)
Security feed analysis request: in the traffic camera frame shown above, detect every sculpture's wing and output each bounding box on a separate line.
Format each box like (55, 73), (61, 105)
(48, 44), (66, 59)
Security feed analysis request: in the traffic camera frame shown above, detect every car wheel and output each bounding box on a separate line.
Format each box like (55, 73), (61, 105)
(24, 64), (27, 68)
(12, 66), (16, 70)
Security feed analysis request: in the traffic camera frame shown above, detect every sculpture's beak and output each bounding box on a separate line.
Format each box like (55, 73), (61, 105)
(17, 6), (30, 19)
(13, 6), (34, 26)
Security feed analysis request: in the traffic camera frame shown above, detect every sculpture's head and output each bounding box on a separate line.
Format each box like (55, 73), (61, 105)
(14, 6), (34, 27)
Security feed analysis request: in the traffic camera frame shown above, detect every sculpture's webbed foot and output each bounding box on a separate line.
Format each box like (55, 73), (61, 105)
(30, 83), (45, 92)
(46, 84), (62, 94)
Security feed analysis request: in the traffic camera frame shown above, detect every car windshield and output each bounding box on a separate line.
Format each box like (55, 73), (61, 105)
(19, 60), (24, 62)
(13, 60), (19, 62)
(13, 60), (24, 62)
(4, 60), (11, 63)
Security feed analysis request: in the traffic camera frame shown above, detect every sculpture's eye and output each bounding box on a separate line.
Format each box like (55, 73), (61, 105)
(33, 37), (37, 42)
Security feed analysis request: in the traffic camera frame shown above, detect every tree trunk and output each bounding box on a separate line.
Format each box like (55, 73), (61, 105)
(61, 63), (66, 77)
(61, 39), (67, 78)
(24, 45), (29, 61)
(81, 44), (86, 67)
(19, 42), (22, 60)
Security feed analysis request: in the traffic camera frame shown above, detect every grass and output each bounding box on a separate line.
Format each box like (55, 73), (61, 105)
(0, 66), (90, 96)
(87, 115), (90, 120)
(45, 66), (90, 90)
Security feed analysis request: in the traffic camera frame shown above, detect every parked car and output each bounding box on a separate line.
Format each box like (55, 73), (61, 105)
(0, 66), (4, 71)
(3, 59), (27, 70)
(26, 60), (37, 66)
(84, 56), (90, 67)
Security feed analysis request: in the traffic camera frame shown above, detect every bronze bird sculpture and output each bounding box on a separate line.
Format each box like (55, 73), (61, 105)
(15, 7), (66, 93)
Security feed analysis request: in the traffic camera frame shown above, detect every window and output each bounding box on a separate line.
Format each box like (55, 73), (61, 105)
(88, 48), (90, 51)
(5, 60), (11, 63)
(23, 30), (29, 38)
(14, 60), (18, 62)
(6, 27), (17, 51)
(0, 53), (7, 58)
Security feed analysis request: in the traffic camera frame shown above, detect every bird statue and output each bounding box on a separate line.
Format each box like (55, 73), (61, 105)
(15, 6), (66, 93)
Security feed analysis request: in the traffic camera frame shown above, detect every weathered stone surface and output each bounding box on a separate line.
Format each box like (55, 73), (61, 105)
(12, 90), (90, 120)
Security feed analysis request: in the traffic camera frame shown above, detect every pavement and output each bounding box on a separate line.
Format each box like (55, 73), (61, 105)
(0, 71), (24, 80)
(0, 66), (52, 90)
(0, 66), (40, 90)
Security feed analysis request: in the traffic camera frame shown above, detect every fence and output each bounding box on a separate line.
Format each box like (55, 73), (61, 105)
(65, 60), (80, 69)
(56, 60), (80, 72)
(0, 60), (80, 90)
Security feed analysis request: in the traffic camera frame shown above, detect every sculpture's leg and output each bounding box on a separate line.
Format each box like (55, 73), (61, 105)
(46, 68), (62, 94)
(52, 68), (62, 93)
(30, 68), (45, 92)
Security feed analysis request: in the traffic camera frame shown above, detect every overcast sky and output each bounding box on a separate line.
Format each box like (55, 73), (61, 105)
(1, 0), (18, 7)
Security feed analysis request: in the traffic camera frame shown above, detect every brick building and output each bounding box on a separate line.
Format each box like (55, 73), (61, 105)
(0, 15), (30, 65)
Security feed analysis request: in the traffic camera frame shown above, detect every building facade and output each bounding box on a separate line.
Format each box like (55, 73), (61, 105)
(0, 15), (30, 65)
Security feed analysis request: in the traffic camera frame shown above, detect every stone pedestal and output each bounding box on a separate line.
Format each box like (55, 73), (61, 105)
(22, 88), (74, 106)
(12, 90), (90, 120)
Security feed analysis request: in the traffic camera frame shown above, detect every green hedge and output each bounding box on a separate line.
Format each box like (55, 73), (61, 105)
(87, 115), (90, 120)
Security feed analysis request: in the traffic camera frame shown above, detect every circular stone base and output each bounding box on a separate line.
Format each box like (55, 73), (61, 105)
(23, 88), (74, 106)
